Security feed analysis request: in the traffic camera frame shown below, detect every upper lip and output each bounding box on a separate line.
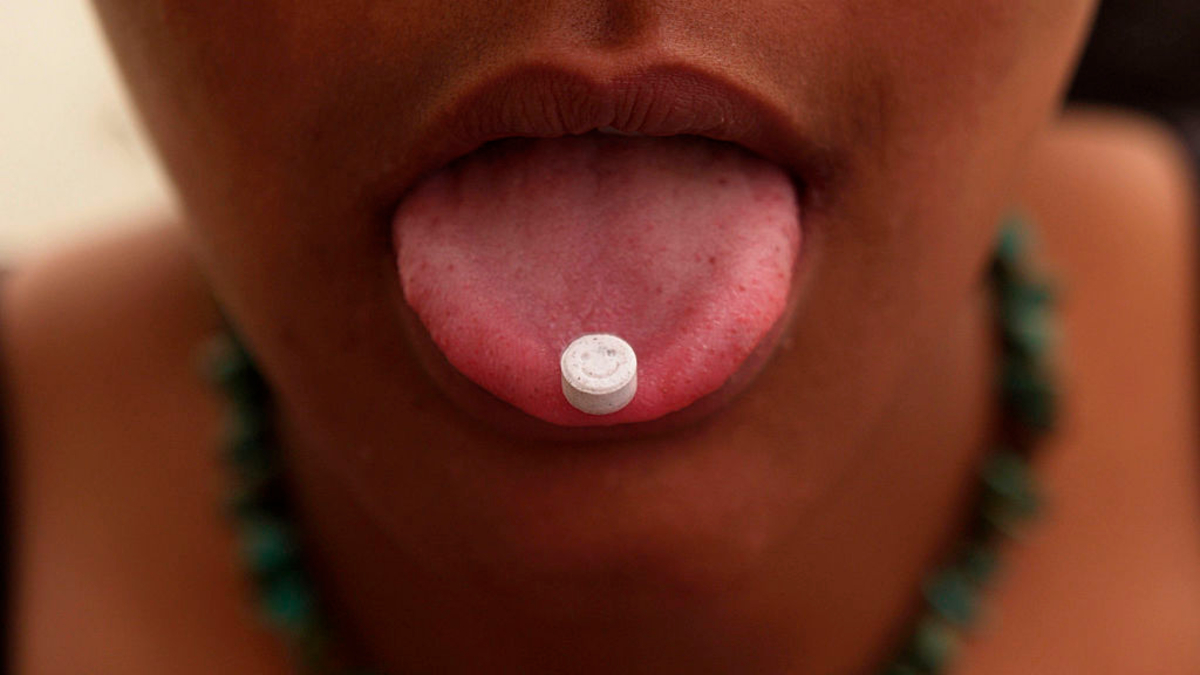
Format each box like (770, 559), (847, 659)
(396, 59), (838, 205)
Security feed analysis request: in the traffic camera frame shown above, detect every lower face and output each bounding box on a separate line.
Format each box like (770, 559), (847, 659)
(94, 0), (1093, 598)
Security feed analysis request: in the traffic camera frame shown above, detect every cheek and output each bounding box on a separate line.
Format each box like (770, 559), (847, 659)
(751, 0), (1095, 435)
(90, 1), (442, 342)
(815, 0), (1094, 269)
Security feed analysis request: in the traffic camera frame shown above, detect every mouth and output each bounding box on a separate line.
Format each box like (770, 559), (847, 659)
(402, 63), (837, 201)
(389, 62), (834, 436)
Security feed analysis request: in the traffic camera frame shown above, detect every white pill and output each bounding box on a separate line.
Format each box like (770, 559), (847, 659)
(560, 334), (638, 415)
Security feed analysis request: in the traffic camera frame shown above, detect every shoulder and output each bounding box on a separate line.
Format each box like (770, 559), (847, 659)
(3, 224), (285, 674)
(1, 222), (223, 451)
(1025, 107), (1195, 270)
(1025, 107), (1195, 266)
(3, 220), (220, 361)
(2, 221), (225, 465)
(1022, 107), (1195, 429)
(988, 108), (1200, 673)
(1026, 107), (1197, 526)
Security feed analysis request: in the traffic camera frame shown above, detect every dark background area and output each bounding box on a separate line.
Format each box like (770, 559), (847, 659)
(1070, 0), (1200, 150)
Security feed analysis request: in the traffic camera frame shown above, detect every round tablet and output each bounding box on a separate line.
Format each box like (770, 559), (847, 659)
(560, 334), (638, 415)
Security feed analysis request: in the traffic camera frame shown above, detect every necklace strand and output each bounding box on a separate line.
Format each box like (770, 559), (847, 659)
(207, 215), (1058, 675)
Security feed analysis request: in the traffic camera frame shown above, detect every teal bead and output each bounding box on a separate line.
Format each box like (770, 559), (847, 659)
(999, 287), (1055, 360)
(203, 335), (250, 385)
(992, 217), (1058, 433)
(241, 516), (300, 577)
(223, 408), (273, 472)
(992, 218), (1058, 370)
(262, 571), (318, 634)
(923, 568), (979, 627)
(208, 345), (269, 404)
(992, 218), (1027, 271)
(223, 468), (283, 528)
(906, 616), (960, 673)
(959, 543), (1000, 586)
(225, 377), (269, 412)
(225, 434), (271, 473)
(1001, 356), (1057, 431)
(981, 451), (1041, 536)
(1018, 281), (1054, 310)
(982, 452), (1040, 512)
(225, 396), (267, 437)
(203, 337), (267, 405)
(224, 485), (267, 522)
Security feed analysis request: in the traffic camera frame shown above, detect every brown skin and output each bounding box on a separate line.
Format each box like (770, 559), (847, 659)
(6, 0), (1200, 673)
(10, 111), (1199, 675)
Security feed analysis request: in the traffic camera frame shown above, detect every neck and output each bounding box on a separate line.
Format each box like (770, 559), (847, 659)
(282, 286), (995, 675)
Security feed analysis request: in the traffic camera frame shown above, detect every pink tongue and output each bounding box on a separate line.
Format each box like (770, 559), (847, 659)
(395, 135), (800, 426)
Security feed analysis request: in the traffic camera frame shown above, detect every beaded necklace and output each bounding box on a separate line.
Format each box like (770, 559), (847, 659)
(207, 216), (1057, 675)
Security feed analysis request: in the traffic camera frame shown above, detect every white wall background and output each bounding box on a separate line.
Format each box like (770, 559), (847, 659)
(0, 0), (174, 260)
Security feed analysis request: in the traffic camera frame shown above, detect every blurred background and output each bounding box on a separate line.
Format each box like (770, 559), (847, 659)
(0, 0), (1197, 260)
(0, 0), (174, 259)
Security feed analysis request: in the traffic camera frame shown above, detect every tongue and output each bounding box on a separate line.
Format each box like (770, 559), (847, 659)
(395, 134), (800, 426)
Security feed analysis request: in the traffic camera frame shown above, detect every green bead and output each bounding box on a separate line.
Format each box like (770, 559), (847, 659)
(982, 452), (1039, 510)
(1001, 356), (1057, 431)
(906, 616), (960, 673)
(223, 374), (269, 413)
(203, 335), (250, 384)
(203, 335), (264, 397)
(224, 470), (283, 526)
(980, 451), (1041, 536)
(262, 571), (318, 634)
(241, 517), (300, 577)
(999, 287), (1055, 360)
(1018, 280), (1054, 309)
(992, 217), (1059, 369)
(223, 485), (266, 521)
(225, 435), (271, 473)
(959, 543), (1000, 586)
(223, 408), (274, 470)
(991, 216), (1058, 432)
(208, 346), (270, 405)
(923, 568), (979, 626)
(993, 218), (1027, 271)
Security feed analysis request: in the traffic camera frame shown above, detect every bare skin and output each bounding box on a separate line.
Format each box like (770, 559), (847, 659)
(3, 2), (1148, 674)
(6, 109), (1198, 674)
